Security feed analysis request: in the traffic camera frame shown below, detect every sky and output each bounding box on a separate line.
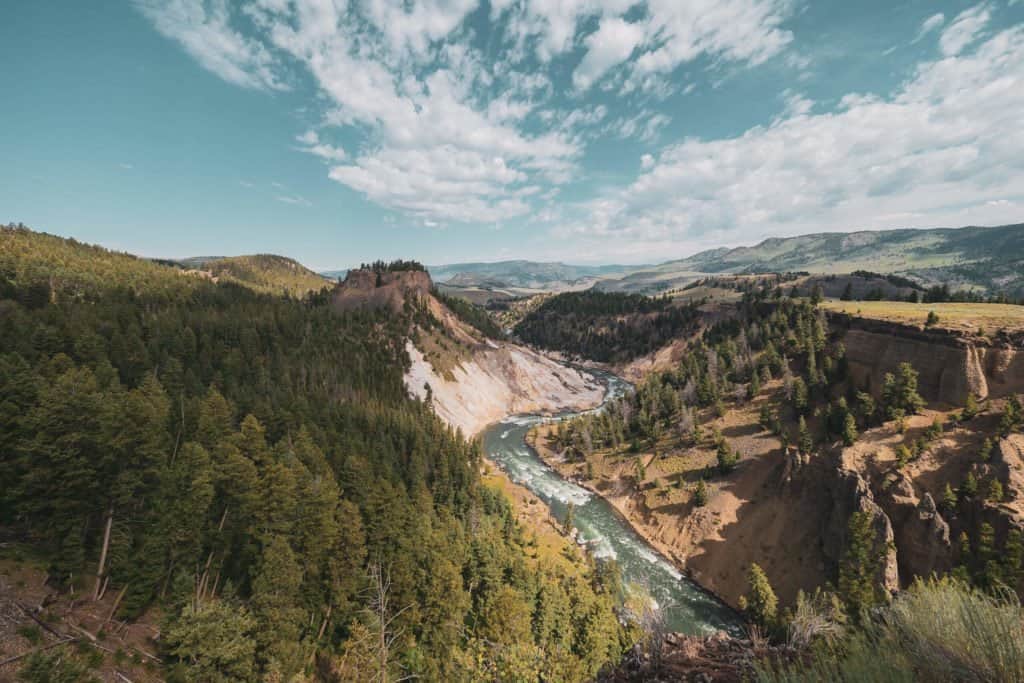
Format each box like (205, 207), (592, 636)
(3, 1), (1024, 270)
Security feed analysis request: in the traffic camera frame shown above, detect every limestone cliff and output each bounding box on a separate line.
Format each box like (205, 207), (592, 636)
(833, 313), (1024, 405)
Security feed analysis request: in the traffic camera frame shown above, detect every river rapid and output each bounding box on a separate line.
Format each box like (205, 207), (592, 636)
(481, 370), (743, 635)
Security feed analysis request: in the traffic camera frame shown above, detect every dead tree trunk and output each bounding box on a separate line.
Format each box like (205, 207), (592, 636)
(94, 505), (114, 601)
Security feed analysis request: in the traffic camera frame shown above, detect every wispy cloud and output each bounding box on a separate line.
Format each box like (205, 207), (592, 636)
(276, 194), (312, 207)
(939, 4), (990, 56)
(119, 162), (134, 170)
(913, 13), (946, 44)
(133, 0), (286, 91)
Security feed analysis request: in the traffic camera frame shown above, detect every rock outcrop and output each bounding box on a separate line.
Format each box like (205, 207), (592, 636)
(331, 267), (605, 436)
(821, 464), (900, 594)
(332, 268), (433, 314)
(832, 314), (1024, 405)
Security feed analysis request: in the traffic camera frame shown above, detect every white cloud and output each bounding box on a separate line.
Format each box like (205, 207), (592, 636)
(572, 17), (644, 91)
(276, 194), (312, 207)
(361, 0), (478, 62)
(134, 0), (286, 90)
(296, 130), (347, 162)
(561, 27), (1024, 258)
(633, 0), (794, 75)
(913, 13), (945, 44)
(939, 4), (990, 56)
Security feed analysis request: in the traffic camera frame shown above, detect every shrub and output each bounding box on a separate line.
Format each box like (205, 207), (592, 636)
(757, 579), (1024, 683)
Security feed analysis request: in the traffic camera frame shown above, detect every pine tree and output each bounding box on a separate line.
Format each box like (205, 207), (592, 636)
(251, 535), (306, 678)
(842, 412), (858, 447)
(942, 483), (958, 511)
(797, 417), (813, 456)
(792, 376), (809, 414)
(1000, 394), (1022, 436)
(962, 393), (980, 420)
(1003, 529), (1023, 586)
(744, 563), (778, 629)
(163, 599), (258, 683)
(988, 479), (1005, 504)
(978, 522), (1001, 588)
(979, 438), (994, 462)
(717, 440), (738, 473)
(961, 471), (979, 499)
(693, 480), (709, 507)
(838, 511), (886, 617)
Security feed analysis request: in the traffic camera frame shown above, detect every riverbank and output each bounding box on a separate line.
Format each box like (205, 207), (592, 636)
(525, 426), (736, 610)
(525, 385), (828, 610)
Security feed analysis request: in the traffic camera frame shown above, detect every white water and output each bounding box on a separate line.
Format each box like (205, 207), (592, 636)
(482, 370), (743, 635)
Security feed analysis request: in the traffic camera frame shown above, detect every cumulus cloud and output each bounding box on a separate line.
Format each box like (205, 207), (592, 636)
(561, 27), (1024, 257)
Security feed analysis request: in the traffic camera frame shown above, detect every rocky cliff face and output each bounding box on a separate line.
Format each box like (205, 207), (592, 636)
(330, 267), (604, 435)
(404, 341), (605, 436)
(332, 268), (434, 314)
(833, 314), (1024, 405)
(819, 460), (900, 594)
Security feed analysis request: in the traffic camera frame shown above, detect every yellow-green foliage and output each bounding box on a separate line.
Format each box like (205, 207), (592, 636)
(1, 223), (202, 300)
(204, 254), (330, 297)
(758, 578), (1024, 683)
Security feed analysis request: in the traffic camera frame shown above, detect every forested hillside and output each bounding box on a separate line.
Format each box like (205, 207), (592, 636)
(514, 290), (702, 363)
(0, 225), (630, 682)
(199, 254), (331, 296)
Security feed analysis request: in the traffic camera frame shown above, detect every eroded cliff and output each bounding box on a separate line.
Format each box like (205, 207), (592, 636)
(834, 313), (1024, 404)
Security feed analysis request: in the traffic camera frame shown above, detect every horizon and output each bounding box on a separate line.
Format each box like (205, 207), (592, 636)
(9, 219), (1020, 274)
(4, 2), (1024, 270)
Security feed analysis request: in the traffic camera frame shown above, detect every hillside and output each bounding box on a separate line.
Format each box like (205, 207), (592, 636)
(330, 264), (605, 435)
(598, 223), (1024, 296)
(0, 228), (631, 682)
(197, 254), (331, 296)
(528, 290), (1024, 623)
(428, 259), (637, 290)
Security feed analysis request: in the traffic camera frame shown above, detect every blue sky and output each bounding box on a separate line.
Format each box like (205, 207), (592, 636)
(3, 1), (1023, 270)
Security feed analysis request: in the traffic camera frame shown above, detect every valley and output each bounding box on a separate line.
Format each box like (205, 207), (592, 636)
(2, 223), (1024, 682)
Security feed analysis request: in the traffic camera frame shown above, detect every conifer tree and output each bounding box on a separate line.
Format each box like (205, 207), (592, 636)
(693, 480), (709, 507)
(942, 483), (958, 511)
(797, 417), (813, 456)
(744, 563), (778, 629)
(838, 511), (886, 617)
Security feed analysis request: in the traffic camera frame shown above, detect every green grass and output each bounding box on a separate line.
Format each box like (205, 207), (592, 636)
(822, 300), (1024, 333)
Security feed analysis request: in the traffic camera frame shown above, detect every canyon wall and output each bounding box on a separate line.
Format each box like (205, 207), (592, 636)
(404, 341), (605, 436)
(833, 314), (1024, 404)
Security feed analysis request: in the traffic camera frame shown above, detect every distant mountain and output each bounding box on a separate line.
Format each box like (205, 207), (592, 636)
(597, 223), (1024, 296)
(427, 260), (639, 290)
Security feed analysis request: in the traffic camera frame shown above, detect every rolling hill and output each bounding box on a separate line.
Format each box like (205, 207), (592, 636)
(596, 223), (1024, 296)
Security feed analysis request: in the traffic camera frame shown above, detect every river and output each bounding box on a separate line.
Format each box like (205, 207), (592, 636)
(481, 370), (743, 636)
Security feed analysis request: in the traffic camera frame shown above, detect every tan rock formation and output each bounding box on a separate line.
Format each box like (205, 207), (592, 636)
(835, 315), (1024, 405)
